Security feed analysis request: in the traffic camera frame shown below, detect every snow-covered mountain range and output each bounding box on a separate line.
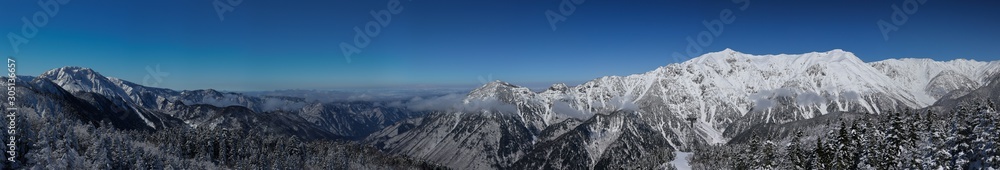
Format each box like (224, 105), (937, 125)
(6, 49), (997, 169)
(367, 49), (1000, 169)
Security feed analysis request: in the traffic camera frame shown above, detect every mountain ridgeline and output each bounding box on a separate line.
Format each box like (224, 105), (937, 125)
(3, 49), (999, 169)
(366, 49), (1000, 169)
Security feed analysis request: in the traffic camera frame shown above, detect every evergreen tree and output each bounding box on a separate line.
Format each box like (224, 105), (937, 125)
(815, 138), (832, 169)
(787, 131), (809, 170)
(918, 110), (937, 168)
(969, 107), (997, 169)
(986, 109), (1000, 169)
(761, 137), (776, 169)
(853, 119), (873, 168)
(883, 111), (903, 168)
(950, 104), (974, 168)
(834, 121), (856, 169)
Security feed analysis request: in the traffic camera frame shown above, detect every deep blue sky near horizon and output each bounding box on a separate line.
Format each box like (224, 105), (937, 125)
(1, 0), (998, 91)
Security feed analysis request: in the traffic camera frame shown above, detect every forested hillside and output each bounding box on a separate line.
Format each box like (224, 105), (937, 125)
(689, 100), (1000, 169)
(0, 108), (444, 169)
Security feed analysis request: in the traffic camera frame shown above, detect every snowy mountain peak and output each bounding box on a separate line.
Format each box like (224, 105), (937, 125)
(40, 66), (106, 81)
(689, 49), (744, 64)
(547, 83), (569, 92)
(818, 49), (862, 62)
(466, 80), (535, 102)
(471, 80), (518, 92)
(48, 66), (97, 73)
(38, 66), (119, 94)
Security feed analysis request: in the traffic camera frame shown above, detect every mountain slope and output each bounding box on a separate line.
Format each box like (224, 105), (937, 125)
(2, 76), (180, 131)
(928, 73), (1000, 111)
(513, 110), (678, 169)
(367, 81), (547, 169)
(35, 66), (421, 138)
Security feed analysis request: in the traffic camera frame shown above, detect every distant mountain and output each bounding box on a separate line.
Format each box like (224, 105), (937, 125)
(39, 67), (310, 113)
(18, 66), (421, 139)
(243, 88), (470, 103)
(367, 49), (1000, 169)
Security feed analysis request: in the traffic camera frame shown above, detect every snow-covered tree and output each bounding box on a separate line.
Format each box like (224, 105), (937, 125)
(787, 131), (809, 170)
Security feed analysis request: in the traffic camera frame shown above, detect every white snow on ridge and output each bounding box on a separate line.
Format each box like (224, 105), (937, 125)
(476, 49), (1000, 146)
(128, 105), (157, 129)
(363, 49), (999, 169)
(871, 58), (1000, 101)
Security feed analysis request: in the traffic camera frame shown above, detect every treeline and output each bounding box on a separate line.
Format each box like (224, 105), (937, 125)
(690, 100), (1000, 169)
(0, 108), (446, 169)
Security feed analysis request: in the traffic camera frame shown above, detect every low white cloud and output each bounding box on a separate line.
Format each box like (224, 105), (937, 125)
(459, 98), (519, 114)
(749, 90), (774, 111)
(752, 97), (775, 111)
(795, 92), (826, 106)
(384, 100), (404, 108)
(405, 93), (519, 114)
(773, 88), (796, 97)
(552, 101), (592, 120)
(609, 95), (639, 111)
(345, 93), (376, 101)
(260, 97), (306, 111)
(751, 88), (832, 110)
(406, 94), (464, 111)
(841, 91), (861, 100)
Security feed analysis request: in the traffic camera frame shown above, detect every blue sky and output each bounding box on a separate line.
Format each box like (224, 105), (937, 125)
(1, 0), (998, 91)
